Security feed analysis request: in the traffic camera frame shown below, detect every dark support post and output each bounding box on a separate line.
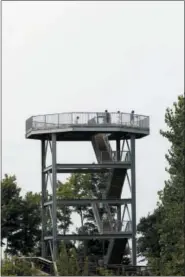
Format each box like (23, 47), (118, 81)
(116, 139), (121, 230)
(116, 139), (121, 231)
(131, 135), (137, 266)
(41, 140), (47, 257)
(117, 205), (121, 231)
(52, 134), (57, 262)
(116, 139), (121, 161)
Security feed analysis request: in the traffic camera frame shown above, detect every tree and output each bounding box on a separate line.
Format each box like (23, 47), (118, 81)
(1, 166), (131, 271)
(137, 208), (162, 275)
(157, 94), (184, 275)
(57, 242), (86, 276)
(1, 175), (23, 249)
(1, 175), (41, 256)
(57, 180), (74, 235)
(1, 256), (40, 276)
(137, 94), (185, 275)
(7, 192), (42, 256)
(56, 242), (115, 276)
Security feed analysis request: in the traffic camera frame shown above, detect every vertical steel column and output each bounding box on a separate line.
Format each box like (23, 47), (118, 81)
(41, 140), (47, 257)
(52, 134), (57, 262)
(117, 205), (122, 231)
(131, 135), (137, 266)
(116, 139), (121, 230)
(116, 139), (121, 161)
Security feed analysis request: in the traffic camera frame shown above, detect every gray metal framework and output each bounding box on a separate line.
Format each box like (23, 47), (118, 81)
(26, 111), (150, 275)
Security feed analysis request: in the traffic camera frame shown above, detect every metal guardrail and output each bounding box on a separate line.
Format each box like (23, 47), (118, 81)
(26, 112), (150, 133)
(102, 220), (132, 233)
(100, 151), (131, 163)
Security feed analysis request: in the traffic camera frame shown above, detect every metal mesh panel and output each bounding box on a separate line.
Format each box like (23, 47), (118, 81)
(32, 115), (46, 130)
(58, 113), (72, 126)
(100, 151), (131, 163)
(102, 220), (132, 233)
(121, 151), (131, 162)
(26, 117), (33, 132)
(45, 114), (59, 129)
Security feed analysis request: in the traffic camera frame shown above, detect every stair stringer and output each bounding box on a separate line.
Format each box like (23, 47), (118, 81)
(91, 133), (130, 266)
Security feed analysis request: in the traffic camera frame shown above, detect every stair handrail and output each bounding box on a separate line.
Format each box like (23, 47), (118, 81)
(91, 202), (103, 234)
(92, 136), (102, 163)
(103, 135), (113, 158)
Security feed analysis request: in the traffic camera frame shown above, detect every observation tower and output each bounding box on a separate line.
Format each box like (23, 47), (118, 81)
(25, 111), (150, 275)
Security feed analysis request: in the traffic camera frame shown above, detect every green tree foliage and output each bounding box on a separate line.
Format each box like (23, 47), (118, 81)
(137, 208), (162, 275)
(57, 180), (74, 235)
(1, 175), (22, 248)
(57, 242), (70, 275)
(57, 242), (115, 276)
(69, 248), (81, 275)
(7, 192), (41, 256)
(1, 256), (39, 276)
(82, 256), (89, 276)
(57, 242), (85, 276)
(137, 95), (185, 275)
(2, 164), (131, 272)
(157, 95), (184, 275)
(98, 267), (114, 276)
(1, 175), (41, 256)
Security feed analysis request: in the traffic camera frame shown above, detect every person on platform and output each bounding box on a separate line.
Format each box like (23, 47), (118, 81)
(75, 116), (79, 124)
(130, 110), (134, 125)
(117, 110), (121, 124)
(105, 110), (111, 123)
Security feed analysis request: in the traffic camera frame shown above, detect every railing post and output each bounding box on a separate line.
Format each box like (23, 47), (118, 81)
(31, 117), (33, 131)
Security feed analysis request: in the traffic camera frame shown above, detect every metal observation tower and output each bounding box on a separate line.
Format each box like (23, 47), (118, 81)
(25, 111), (150, 274)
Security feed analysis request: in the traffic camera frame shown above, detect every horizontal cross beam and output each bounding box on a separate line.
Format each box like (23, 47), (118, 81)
(44, 232), (132, 241)
(44, 163), (130, 173)
(44, 198), (132, 207)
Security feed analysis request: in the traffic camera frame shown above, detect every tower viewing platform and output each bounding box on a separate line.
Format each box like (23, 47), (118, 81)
(26, 111), (149, 141)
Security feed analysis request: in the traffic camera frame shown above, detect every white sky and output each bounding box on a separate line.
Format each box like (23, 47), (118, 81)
(2, 1), (184, 229)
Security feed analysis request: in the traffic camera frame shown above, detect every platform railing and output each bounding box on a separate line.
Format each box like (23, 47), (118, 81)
(26, 112), (149, 133)
(102, 220), (132, 233)
(115, 220), (132, 232)
(100, 151), (131, 163)
(26, 116), (33, 133)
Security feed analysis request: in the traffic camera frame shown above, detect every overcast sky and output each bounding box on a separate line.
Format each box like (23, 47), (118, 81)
(2, 1), (184, 230)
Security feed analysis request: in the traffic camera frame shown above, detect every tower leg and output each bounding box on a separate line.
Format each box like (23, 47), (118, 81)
(116, 139), (121, 161)
(116, 139), (121, 230)
(117, 205), (121, 231)
(52, 134), (57, 262)
(131, 135), (137, 266)
(41, 140), (47, 257)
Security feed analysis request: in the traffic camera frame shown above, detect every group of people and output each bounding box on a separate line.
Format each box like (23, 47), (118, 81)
(105, 109), (135, 124)
(74, 110), (135, 125)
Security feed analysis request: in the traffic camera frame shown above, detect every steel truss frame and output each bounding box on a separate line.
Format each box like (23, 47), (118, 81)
(41, 134), (136, 271)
